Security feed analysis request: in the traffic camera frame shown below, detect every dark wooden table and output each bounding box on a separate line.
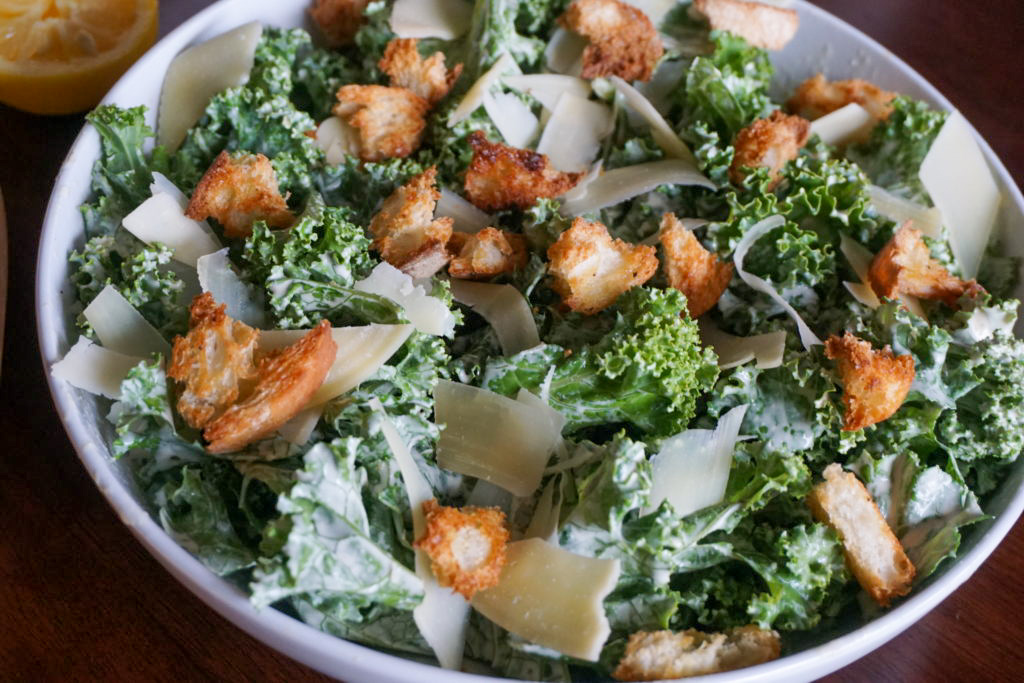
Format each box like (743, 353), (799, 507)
(2, 1), (1022, 680)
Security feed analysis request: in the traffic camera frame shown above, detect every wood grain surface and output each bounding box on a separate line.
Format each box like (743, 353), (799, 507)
(1, 1), (1022, 681)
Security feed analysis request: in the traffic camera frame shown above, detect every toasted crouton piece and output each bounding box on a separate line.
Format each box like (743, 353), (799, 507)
(808, 463), (915, 606)
(309, 0), (368, 46)
(868, 223), (983, 307)
(729, 110), (810, 188)
(168, 293), (260, 430)
(692, 0), (799, 51)
(379, 38), (463, 105)
(415, 499), (509, 600)
(369, 166), (454, 278)
(547, 217), (658, 314)
(787, 73), (897, 122)
(659, 213), (733, 318)
(333, 85), (430, 162)
(825, 332), (914, 431)
(559, 0), (664, 82)
(185, 151), (293, 238)
(464, 132), (583, 212)
(448, 228), (528, 279)
(613, 626), (781, 681)
(203, 320), (337, 453)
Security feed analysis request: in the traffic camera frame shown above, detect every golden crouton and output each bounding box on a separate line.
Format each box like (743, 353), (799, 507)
(185, 151), (293, 238)
(613, 626), (781, 681)
(808, 463), (916, 606)
(692, 0), (799, 51)
(729, 110), (810, 188)
(448, 228), (528, 279)
(547, 217), (658, 314)
(825, 332), (914, 432)
(787, 73), (897, 122)
(464, 132), (583, 212)
(559, 0), (664, 82)
(415, 499), (509, 600)
(333, 85), (430, 162)
(659, 213), (733, 318)
(168, 292), (260, 430)
(379, 38), (463, 105)
(868, 223), (983, 308)
(203, 320), (337, 454)
(369, 166), (454, 278)
(309, 0), (367, 47)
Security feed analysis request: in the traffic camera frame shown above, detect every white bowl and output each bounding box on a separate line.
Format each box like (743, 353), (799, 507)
(36, 1), (1024, 681)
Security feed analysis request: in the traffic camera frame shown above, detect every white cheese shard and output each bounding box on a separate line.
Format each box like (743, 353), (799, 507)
(559, 159), (714, 216)
(483, 91), (540, 149)
(435, 380), (562, 497)
(149, 172), (188, 209)
(157, 21), (263, 151)
(390, 0), (472, 40)
(122, 192), (222, 268)
(314, 115), (360, 166)
(623, 0), (677, 25)
(471, 538), (620, 661)
(83, 285), (171, 357)
(637, 60), (688, 116)
(51, 337), (146, 399)
(867, 185), (942, 239)
(277, 404), (323, 445)
(544, 27), (586, 76)
(436, 188), (493, 234)
(502, 74), (591, 112)
(809, 102), (874, 146)
(919, 110), (1002, 280)
(449, 52), (520, 126)
(839, 234), (927, 318)
(354, 262), (456, 337)
(609, 76), (696, 164)
(698, 319), (785, 369)
(536, 92), (613, 173)
(449, 279), (540, 356)
(646, 405), (748, 517)
(523, 478), (560, 542)
(196, 248), (267, 329)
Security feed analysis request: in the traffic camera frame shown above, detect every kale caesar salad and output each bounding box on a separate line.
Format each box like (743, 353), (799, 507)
(50, 0), (1022, 679)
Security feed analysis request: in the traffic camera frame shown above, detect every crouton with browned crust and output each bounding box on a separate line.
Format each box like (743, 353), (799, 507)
(868, 223), (983, 308)
(808, 463), (916, 607)
(379, 38), (463, 105)
(309, 0), (367, 47)
(692, 0), (799, 51)
(729, 110), (810, 188)
(559, 0), (663, 82)
(333, 84), (430, 162)
(448, 228), (528, 279)
(203, 320), (337, 454)
(787, 73), (897, 122)
(369, 166), (454, 278)
(168, 292), (260, 430)
(547, 217), (658, 314)
(415, 499), (509, 600)
(464, 132), (582, 212)
(659, 213), (733, 318)
(185, 151), (293, 238)
(613, 626), (781, 681)
(825, 332), (914, 432)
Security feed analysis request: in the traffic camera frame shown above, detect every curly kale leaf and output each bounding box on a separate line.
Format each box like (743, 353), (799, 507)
(461, 0), (546, 82)
(315, 155), (427, 224)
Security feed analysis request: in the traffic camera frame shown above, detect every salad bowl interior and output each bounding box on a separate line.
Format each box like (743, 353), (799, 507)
(35, 1), (1024, 681)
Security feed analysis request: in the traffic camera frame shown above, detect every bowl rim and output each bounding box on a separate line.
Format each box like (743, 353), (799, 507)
(34, 1), (1024, 681)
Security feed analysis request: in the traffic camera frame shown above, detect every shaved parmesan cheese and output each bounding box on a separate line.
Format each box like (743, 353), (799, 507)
(315, 116), (360, 165)
(483, 91), (540, 148)
(150, 172), (188, 210)
(646, 405), (748, 516)
(502, 74), (591, 112)
(536, 92), (612, 173)
(523, 479), (560, 542)
(471, 538), (619, 661)
(919, 110), (1001, 280)
(609, 76), (696, 163)
(558, 160), (603, 205)
(84, 285), (170, 357)
(809, 102), (874, 146)
(516, 388), (567, 437)
(449, 52), (520, 126)
(369, 398), (469, 670)
(637, 59), (688, 116)
(839, 233), (874, 282)
(157, 21), (262, 151)
(277, 405), (323, 445)
(51, 337), (146, 399)
(122, 192), (221, 268)
(450, 280), (540, 356)
(734, 216), (822, 349)
(844, 281), (881, 309)
(698, 319), (785, 369)
(196, 248), (267, 328)
(867, 185), (942, 239)
(545, 27), (586, 76)
(559, 159), (714, 216)
(390, 0), (472, 40)
(838, 234), (927, 317)
(354, 263), (456, 337)
(436, 188), (493, 234)
(435, 380), (561, 497)
(623, 0), (677, 25)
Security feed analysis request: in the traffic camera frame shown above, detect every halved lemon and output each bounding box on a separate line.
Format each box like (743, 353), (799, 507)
(0, 0), (158, 115)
